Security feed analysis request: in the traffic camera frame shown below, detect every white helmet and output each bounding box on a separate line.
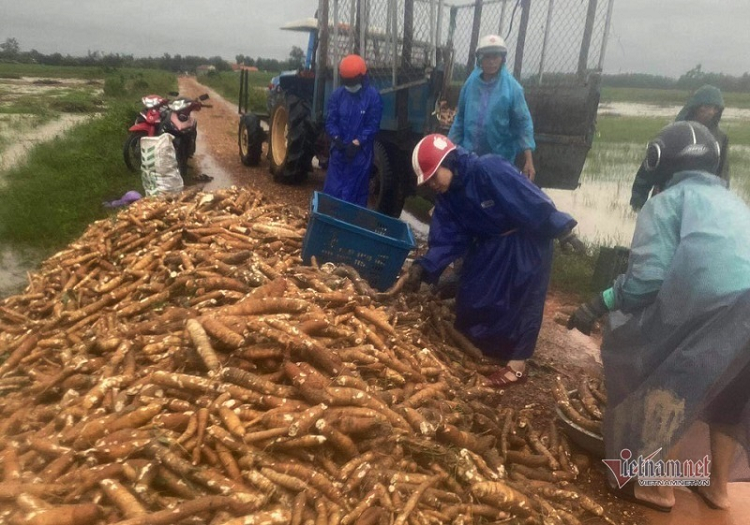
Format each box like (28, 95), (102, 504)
(476, 34), (507, 57)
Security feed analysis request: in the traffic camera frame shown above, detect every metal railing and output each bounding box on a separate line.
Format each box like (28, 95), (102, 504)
(446, 0), (615, 85)
(318, 0), (446, 92)
(316, 0), (615, 91)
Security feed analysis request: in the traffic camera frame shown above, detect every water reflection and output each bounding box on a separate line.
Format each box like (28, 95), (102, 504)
(544, 142), (750, 247)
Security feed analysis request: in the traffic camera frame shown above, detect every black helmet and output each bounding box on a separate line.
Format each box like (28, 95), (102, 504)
(644, 121), (720, 185)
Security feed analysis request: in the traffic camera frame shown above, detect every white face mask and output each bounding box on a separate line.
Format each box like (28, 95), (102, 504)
(344, 84), (362, 93)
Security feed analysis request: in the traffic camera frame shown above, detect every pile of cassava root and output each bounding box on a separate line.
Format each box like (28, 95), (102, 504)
(0, 187), (616, 525)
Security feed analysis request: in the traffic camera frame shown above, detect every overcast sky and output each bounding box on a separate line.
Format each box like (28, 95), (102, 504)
(1, 0), (748, 78)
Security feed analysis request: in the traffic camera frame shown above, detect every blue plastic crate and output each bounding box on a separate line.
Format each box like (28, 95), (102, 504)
(302, 192), (416, 291)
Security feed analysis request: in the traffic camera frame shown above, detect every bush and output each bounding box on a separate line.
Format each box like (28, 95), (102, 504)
(103, 74), (126, 97)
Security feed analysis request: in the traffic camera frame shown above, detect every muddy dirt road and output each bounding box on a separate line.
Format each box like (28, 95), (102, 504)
(177, 76), (326, 209)
(178, 75), (750, 525)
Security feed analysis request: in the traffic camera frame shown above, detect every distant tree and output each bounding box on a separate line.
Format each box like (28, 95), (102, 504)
(235, 54), (245, 65)
(0, 37), (21, 59)
(208, 56), (231, 72)
(288, 46), (305, 69)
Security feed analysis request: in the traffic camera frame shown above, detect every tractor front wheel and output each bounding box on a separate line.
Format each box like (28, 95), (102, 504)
(239, 114), (264, 166)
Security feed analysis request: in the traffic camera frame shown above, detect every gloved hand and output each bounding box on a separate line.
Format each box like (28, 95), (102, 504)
(402, 263), (424, 293)
(567, 294), (608, 335)
(558, 231), (587, 255)
(332, 136), (345, 150)
(345, 142), (361, 160)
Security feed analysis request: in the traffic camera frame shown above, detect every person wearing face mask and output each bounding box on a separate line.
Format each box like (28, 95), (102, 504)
(403, 134), (583, 387)
(630, 85), (730, 211)
(448, 35), (536, 181)
(323, 54), (383, 207)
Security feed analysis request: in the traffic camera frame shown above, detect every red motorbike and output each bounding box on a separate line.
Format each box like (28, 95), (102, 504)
(122, 94), (171, 172)
(158, 94), (210, 177)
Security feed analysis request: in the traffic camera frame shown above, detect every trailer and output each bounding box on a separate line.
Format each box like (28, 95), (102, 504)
(238, 0), (615, 217)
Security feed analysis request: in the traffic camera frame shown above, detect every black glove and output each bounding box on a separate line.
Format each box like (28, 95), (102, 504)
(332, 136), (345, 150)
(567, 294), (609, 335)
(558, 231), (587, 255)
(345, 142), (361, 160)
(402, 263), (424, 293)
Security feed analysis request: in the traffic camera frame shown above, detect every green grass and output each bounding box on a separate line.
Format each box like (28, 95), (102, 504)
(594, 115), (669, 145)
(550, 246), (600, 297)
(0, 63), (108, 80)
(199, 70), (276, 113)
(0, 65), (176, 253)
(722, 121), (750, 146)
(594, 113), (750, 148)
(0, 104), (140, 248)
(601, 87), (750, 109)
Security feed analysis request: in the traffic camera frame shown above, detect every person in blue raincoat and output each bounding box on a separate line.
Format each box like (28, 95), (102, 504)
(448, 34), (536, 180)
(324, 54), (383, 207)
(568, 121), (750, 512)
(404, 134), (584, 387)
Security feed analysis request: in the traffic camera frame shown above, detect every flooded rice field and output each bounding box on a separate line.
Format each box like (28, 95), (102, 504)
(545, 131), (750, 247)
(599, 101), (750, 121)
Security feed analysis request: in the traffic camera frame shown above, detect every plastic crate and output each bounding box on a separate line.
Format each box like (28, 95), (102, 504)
(301, 192), (416, 291)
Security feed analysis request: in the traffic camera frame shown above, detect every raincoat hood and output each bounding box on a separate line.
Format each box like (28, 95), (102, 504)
(675, 84), (724, 129)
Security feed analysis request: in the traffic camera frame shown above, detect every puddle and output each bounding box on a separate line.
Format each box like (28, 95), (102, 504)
(599, 102), (750, 121)
(0, 76), (103, 103)
(0, 75), (102, 296)
(0, 114), (92, 175)
(400, 210), (430, 243)
(0, 246), (43, 298)
(191, 136), (243, 191)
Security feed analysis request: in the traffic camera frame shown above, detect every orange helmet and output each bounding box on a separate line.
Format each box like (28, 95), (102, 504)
(412, 134), (457, 185)
(339, 54), (367, 79)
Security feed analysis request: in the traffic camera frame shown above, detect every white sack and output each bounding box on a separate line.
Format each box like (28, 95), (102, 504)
(140, 134), (183, 196)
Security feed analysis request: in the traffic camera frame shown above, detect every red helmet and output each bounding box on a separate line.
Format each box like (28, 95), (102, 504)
(339, 54), (367, 79)
(412, 134), (457, 185)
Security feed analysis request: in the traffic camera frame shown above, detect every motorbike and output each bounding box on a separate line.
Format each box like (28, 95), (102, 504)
(159, 93), (211, 178)
(122, 94), (172, 172)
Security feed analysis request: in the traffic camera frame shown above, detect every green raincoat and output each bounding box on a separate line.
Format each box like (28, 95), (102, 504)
(630, 85), (729, 210)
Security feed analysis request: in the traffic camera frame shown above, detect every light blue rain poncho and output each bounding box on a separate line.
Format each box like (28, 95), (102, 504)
(600, 170), (750, 469)
(448, 66), (535, 162)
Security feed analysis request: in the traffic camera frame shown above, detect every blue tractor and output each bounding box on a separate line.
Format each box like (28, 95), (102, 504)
(238, 0), (615, 218)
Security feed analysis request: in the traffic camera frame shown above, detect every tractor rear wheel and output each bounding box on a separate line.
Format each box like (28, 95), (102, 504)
(369, 141), (406, 217)
(268, 93), (315, 184)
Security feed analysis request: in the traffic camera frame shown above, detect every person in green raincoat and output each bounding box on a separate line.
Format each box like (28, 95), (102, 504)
(568, 121), (750, 513)
(630, 85), (729, 211)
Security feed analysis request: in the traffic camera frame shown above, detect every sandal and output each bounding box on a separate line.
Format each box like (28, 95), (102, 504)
(608, 481), (673, 513)
(486, 365), (528, 389)
(191, 173), (214, 183)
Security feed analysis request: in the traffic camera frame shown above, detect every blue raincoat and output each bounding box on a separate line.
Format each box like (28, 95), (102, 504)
(601, 171), (750, 468)
(417, 148), (575, 360)
(324, 78), (383, 207)
(448, 66), (535, 161)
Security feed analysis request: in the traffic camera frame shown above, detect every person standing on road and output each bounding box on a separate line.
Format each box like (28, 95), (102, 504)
(630, 84), (729, 210)
(404, 134), (584, 387)
(324, 54), (383, 207)
(448, 34), (536, 181)
(568, 121), (750, 512)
